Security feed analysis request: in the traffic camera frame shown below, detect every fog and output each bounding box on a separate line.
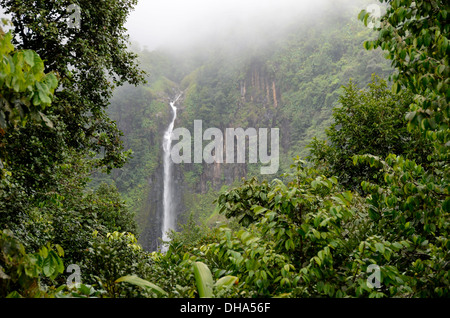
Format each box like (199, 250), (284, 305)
(0, 1), (371, 52)
(125, 0), (368, 51)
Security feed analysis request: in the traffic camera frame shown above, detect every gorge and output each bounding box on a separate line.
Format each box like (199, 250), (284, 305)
(100, 2), (393, 251)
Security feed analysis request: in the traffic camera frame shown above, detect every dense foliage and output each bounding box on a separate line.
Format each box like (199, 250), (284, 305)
(0, 0), (144, 193)
(0, 0), (145, 298)
(308, 75), (432, 190)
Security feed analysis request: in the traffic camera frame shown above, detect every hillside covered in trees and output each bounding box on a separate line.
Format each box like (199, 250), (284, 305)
(0, 0), (448, 302)
(95, 1), (395, 250)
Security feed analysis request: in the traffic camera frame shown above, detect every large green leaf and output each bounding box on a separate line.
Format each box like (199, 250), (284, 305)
(115, 275), (167, 296)
(193, 261), (214, 298)
(214, 276), (238, 289)
(42, 253), (56, 278)
(23, 50), (35, 67)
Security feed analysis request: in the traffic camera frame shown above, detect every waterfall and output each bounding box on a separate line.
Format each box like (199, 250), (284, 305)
(161, 93), (181, 252)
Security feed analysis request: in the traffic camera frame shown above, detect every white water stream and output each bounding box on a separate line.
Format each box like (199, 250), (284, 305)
(161, 94), (181, 252)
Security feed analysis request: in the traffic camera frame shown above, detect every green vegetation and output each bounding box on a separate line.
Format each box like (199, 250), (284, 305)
(0, 23), (57, 134)
(0, 0), (448, 299)
(308, 75), (433, 190)
(101, 3), (395, 246)
(0, 0), (147, 298)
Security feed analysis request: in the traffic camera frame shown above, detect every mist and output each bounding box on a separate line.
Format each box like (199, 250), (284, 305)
(125, 0), (369, 52)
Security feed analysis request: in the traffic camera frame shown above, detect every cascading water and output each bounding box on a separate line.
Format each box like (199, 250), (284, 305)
(161, 93), (181, 252)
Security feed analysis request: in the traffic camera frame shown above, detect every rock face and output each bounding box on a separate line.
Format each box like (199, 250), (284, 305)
(241, 60), (279, 111)
(138, 124), (249, 251)
(137, 139), (189, 251)
(138, 163), (163, 252)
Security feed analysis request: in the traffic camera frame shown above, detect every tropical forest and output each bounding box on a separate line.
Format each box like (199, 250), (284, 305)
(0, 0), (448, 304)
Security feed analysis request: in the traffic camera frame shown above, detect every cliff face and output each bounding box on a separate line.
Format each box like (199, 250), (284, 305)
(241, 60), (279, 111)
(140, 158), (187, 251)
(176, 58), (281, 192)
(138, 163), (163, 251)
(139, 62), (278, 250)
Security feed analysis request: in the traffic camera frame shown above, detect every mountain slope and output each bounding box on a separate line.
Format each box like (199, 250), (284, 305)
(96, 4), (393, 250)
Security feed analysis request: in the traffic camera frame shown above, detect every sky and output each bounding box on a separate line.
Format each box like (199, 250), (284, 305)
(124, 0), (358, 51)
(0, 0), (371, 51)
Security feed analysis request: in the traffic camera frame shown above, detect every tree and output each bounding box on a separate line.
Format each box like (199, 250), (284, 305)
(0, 26), (58, 164)
(0, 25), (60, 226)
(0, 0), (145, 191)
(359, 0), (449, 150)
(355, 0), (449, 297)
(308, 75), (432, 190)
(0, 229), (65, 298)
(207, 1), (450, 297)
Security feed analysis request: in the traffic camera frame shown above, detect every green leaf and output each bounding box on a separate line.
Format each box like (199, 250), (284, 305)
(392, 82), (400, 94)
(193, 262), (214, 298)
(252, 205), (268, 215)
(383, 249), (392, 261)
(364, 41), (373, 50)
(0, 32), (14, 54)
(405, 111), (416, 122)
(313, 256), (321, 266)
(39, 112), (53, 128)
(43, 73), (58, 91)
(375, 242), (385, 255)
(6, 291), (22, 298)
(23, 50), (35, 67)
(312, 229), (321, 240)
(285, 239), (294, 251)
(359, 241), (365, 253)
(443, 198), (450, 213)
(358, 9), (367, 21)
(32, 92), (41, 106)
(40, 246), (48, 259)
(392, 242), (403, 250)
(115, 275), (167, 295)
(24, 255), (40, 277)
(215, 276), (238, 289)
(423, 31), (431, 47)
(78, 284), (93, 296)
(38, 89), (51, 105)
(43, 254), (56, 277)
(50, 251), (64, 275)
(55, 244), (64, 257)
(363, 12), (370, 26)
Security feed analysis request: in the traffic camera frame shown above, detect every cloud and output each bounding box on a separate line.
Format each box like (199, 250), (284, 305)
(1, 0), (369, 51)
(124, 0), (335, 51)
